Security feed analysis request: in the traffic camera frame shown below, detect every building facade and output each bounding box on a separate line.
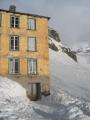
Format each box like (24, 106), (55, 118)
(0, 6), (50, 99)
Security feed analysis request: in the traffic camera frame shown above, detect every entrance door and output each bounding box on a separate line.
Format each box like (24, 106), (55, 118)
(27, 83), (41, 101)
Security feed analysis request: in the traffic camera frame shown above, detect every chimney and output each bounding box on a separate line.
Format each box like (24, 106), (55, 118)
(9, 5), (16, 12)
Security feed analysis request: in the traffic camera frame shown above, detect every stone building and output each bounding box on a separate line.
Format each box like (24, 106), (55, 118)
(0, 6), (50, 100)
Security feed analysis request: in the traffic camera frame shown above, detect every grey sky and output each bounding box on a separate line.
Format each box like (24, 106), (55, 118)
(0, 0), (90, 48)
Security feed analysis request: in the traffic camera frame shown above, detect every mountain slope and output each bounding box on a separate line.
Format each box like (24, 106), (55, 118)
(76, 44), (90, 53)
(50, 49), (90, 101)
(75, 44), (90, 68)
(49, 28), (90, 101)
(48, 28), (77, 62)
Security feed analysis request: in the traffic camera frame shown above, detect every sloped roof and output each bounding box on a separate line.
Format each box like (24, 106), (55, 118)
(0, 9), (50, 20)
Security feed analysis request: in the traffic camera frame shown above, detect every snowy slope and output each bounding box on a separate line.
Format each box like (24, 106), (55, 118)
(75, 44), (90, 68)
(77, 53), (90, 68)
(50, 49), (90, 101)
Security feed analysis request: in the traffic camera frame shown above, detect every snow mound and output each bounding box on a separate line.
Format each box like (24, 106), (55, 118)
(0, 76), (26, 97)
(0, 76), (34, 120)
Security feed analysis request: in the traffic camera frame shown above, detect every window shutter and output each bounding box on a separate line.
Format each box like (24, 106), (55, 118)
(15, 59), (19, 73)
(33, 60), (37, 74)
(28, 59), (37, 74)
(28, 37), (36, 51)
(0, 14), (2, 27)
(28, 18), (36, 30)
(9, 59), (14, 74)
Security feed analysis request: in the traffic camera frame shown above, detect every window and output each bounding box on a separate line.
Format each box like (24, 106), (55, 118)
(28, 18), (36, 30)
(28, 37), (36, 51)
(9, 58), (19, 74)
(10, 36), (19, 51)
(28, 59), (37, 75)
(0, 14), (2, 27)
(10, 16), (19, 28)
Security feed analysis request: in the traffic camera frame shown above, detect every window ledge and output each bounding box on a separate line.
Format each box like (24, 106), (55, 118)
(10, 27), (20, 29)
(10, 50), (19, 51)
(27, 74), (38, 77)
(8, 73), (21, 76)
(27, 50), (37, 52)
(9, 73), (20, 75)
(27, 29), (36, 31)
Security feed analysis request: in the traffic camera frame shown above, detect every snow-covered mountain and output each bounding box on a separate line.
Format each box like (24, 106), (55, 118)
(76, 44), (90, 53)
(48, 28), (90, 68)
(73, 44), (90, 68)
(0, 28), (90, 120)
(48, 28), (77, 62)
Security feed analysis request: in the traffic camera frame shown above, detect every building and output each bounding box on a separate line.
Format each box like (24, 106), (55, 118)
(0, 6), (50, 100)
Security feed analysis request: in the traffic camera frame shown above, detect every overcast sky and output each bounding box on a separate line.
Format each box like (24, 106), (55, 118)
(0, 0), (90, 48)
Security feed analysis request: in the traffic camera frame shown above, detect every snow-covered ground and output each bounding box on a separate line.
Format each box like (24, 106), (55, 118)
(0, 44), (90, 119)
(50, 49), (90, 120)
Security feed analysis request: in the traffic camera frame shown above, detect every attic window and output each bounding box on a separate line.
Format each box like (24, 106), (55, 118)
(10, 16), (19, 28)
(28, 18), (36, 30)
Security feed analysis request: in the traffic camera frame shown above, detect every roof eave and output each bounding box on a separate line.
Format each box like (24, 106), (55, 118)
(0, 9), (50, 20)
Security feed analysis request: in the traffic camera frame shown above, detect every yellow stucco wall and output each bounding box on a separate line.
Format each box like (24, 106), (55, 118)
(0, 11), (49, 77)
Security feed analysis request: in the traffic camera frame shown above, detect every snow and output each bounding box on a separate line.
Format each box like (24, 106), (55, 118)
(0, 77), (26, 97)
(77, 53), (90, 68)
(0, 77), (33, 120)
(50, 49), (90, 101)
(77, 44), (90, 53)
(49, 36), (64, 51)
(49, 48), (90, 119)
(0, 41), (90, 119)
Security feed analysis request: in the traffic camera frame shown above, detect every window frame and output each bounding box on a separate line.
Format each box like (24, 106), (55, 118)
(28, 18), (36, 30)
(0, 14), (2, 27)
(27, 58), (37, 75)
(27, 37), (37, 52)
(10, 35), (19, 51)
(9, 58), (20, 75)
(10, 15), (20, 28)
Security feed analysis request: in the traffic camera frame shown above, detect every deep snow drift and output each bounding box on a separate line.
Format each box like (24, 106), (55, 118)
(0, 47), (90, 120)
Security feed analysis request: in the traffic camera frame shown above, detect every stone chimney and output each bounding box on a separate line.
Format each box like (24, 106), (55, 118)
(9, 5), (16, 12)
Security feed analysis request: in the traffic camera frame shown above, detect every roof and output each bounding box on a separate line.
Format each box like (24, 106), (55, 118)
(0, 9), (50, 20)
